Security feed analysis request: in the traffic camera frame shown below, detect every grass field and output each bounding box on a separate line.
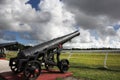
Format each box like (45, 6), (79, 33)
(60, 53), (120, 80)
(6, 51), (120, 80)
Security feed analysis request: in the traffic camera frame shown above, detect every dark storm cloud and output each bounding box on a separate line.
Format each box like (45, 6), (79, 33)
(74, 11), (100, 30)
(0, 0), (6, 4)
(0, 0), (11, 5)
(63, 0), (120, 19)
(96, 26), (117, 40)
(63, 0), (120, 40)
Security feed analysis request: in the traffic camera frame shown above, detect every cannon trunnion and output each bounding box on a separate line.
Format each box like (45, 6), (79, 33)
(9, 31), (80, 79)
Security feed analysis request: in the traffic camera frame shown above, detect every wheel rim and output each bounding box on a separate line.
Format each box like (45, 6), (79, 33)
(62, 61), (68, 71)
(60, 60), (69, 73)
(24, 61), (41, 80)
(10, 59), (20, 73)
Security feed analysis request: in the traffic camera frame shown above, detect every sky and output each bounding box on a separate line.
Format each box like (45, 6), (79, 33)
(0, 0), (120, 48)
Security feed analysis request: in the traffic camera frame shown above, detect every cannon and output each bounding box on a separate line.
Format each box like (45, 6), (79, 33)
(9, 31), (80, 79)
(0, 42), (18, 58)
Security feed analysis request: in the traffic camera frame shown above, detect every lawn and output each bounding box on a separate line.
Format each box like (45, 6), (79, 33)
(5, 51), (120, 80)
(60, 53), (120, 80)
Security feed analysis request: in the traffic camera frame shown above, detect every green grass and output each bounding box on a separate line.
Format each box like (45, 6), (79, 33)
(6, 52), (120, 80)
(5, 51), (17, 60)
(60, 53), (120, 80)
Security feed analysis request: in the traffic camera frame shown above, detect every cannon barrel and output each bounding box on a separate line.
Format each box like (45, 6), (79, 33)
(18, 31), (80, 58)
(0, 42), (18, 48)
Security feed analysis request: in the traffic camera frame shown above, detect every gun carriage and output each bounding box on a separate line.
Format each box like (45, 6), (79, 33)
(9, 31), (80, 79)
(0, 42), (18, 58)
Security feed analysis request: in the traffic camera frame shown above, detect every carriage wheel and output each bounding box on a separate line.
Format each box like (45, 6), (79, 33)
(58, 59), (69, 73)
(10, 58), (21, 73)
(24, 60), (41, 80)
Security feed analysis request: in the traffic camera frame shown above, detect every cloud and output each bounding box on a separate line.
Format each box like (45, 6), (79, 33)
(63, 0), (120, 20)
(0, 0), (120, 48)
(62, 0), (120, 48)
(0, 0), (76, 43)
(63, 0), (120, 32)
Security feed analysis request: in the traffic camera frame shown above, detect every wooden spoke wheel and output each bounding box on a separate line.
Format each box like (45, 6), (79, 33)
(24, 60), (41, 80)
(10, 58), (21, 73)
(58, 59), (69, 73)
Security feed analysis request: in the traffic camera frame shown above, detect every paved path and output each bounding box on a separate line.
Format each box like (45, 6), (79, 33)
(0, 60), (11, 73)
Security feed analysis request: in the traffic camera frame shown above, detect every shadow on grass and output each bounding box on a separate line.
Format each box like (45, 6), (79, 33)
(70, 65), (120, 72)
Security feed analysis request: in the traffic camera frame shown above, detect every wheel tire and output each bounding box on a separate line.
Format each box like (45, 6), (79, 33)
(24, 60), (41, 80)
(58, 59), (69, 73)
(10, 58), (21, 73)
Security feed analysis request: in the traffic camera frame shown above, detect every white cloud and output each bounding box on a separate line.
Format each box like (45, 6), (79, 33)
(0, 0), (120, 48)
(0, 0), (32, 31)
(0, 0), (76, 42)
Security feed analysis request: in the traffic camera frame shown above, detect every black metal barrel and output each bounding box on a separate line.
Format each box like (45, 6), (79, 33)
(18, 31), (80, 58)
(0, 42), (18, 48)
